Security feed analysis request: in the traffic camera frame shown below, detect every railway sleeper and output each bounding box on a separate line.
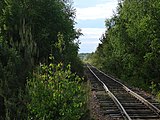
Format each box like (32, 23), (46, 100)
(126, 109), (156, 114)
(103, 109), (121, 114)
(96, 95), (111, 100)
(123, 106), (148, 109)
(121, 102), (145, 106)
(118, 100), (141, 104)
(115, 97), (137, 101)
(100, 102), (117, 107)
(113, 93), (134, 96)
(109, 113), (123, 118)
(130, 115), (160, 119)
(101, 106), (119, 109)
(99, 101), (116, 105)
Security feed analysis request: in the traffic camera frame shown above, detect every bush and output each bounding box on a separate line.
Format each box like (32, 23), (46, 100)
(157, 91), (160, 102)
(0, 43), (28, 119)
(27, 59), (86, 120)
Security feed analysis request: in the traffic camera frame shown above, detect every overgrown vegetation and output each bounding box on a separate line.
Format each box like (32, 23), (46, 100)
(27, 58), (86, 120)
(87, 0), (160, 97)
(0, 0), (85, 119)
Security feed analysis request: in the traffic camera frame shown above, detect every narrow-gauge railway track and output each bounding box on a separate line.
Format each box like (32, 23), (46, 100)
(86, 64), (160, 120)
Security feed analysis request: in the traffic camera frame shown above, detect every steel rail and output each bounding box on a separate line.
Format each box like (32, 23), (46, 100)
(87, 65), (132, 120)
(91, 65), (160, 117)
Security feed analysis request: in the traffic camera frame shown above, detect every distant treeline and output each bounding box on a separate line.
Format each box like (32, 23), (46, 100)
(78, 53), (91, 62)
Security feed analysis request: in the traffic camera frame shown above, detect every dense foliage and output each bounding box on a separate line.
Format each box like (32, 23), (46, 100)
(0, 0), (84, 119)
(27, 60), (86, 120)
(88, 0), (160, 93)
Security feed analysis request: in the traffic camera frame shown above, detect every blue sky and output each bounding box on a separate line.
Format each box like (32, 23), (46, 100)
(73, 0), (118, 53)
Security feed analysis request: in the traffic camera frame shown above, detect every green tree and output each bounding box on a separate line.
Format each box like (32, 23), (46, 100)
(0, 0), (83, 119)
(89, 0), (160, 91)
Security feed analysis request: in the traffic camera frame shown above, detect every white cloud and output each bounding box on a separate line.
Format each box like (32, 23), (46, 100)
(78, 28), (105, 53)
(75, 0), (118, 53)
(76, 1), (118, 20)
(81, 28), (105, 39)
(81, 41), (99, 44)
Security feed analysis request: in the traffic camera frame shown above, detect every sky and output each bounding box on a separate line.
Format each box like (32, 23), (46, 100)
(73, 0), (118, 53)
